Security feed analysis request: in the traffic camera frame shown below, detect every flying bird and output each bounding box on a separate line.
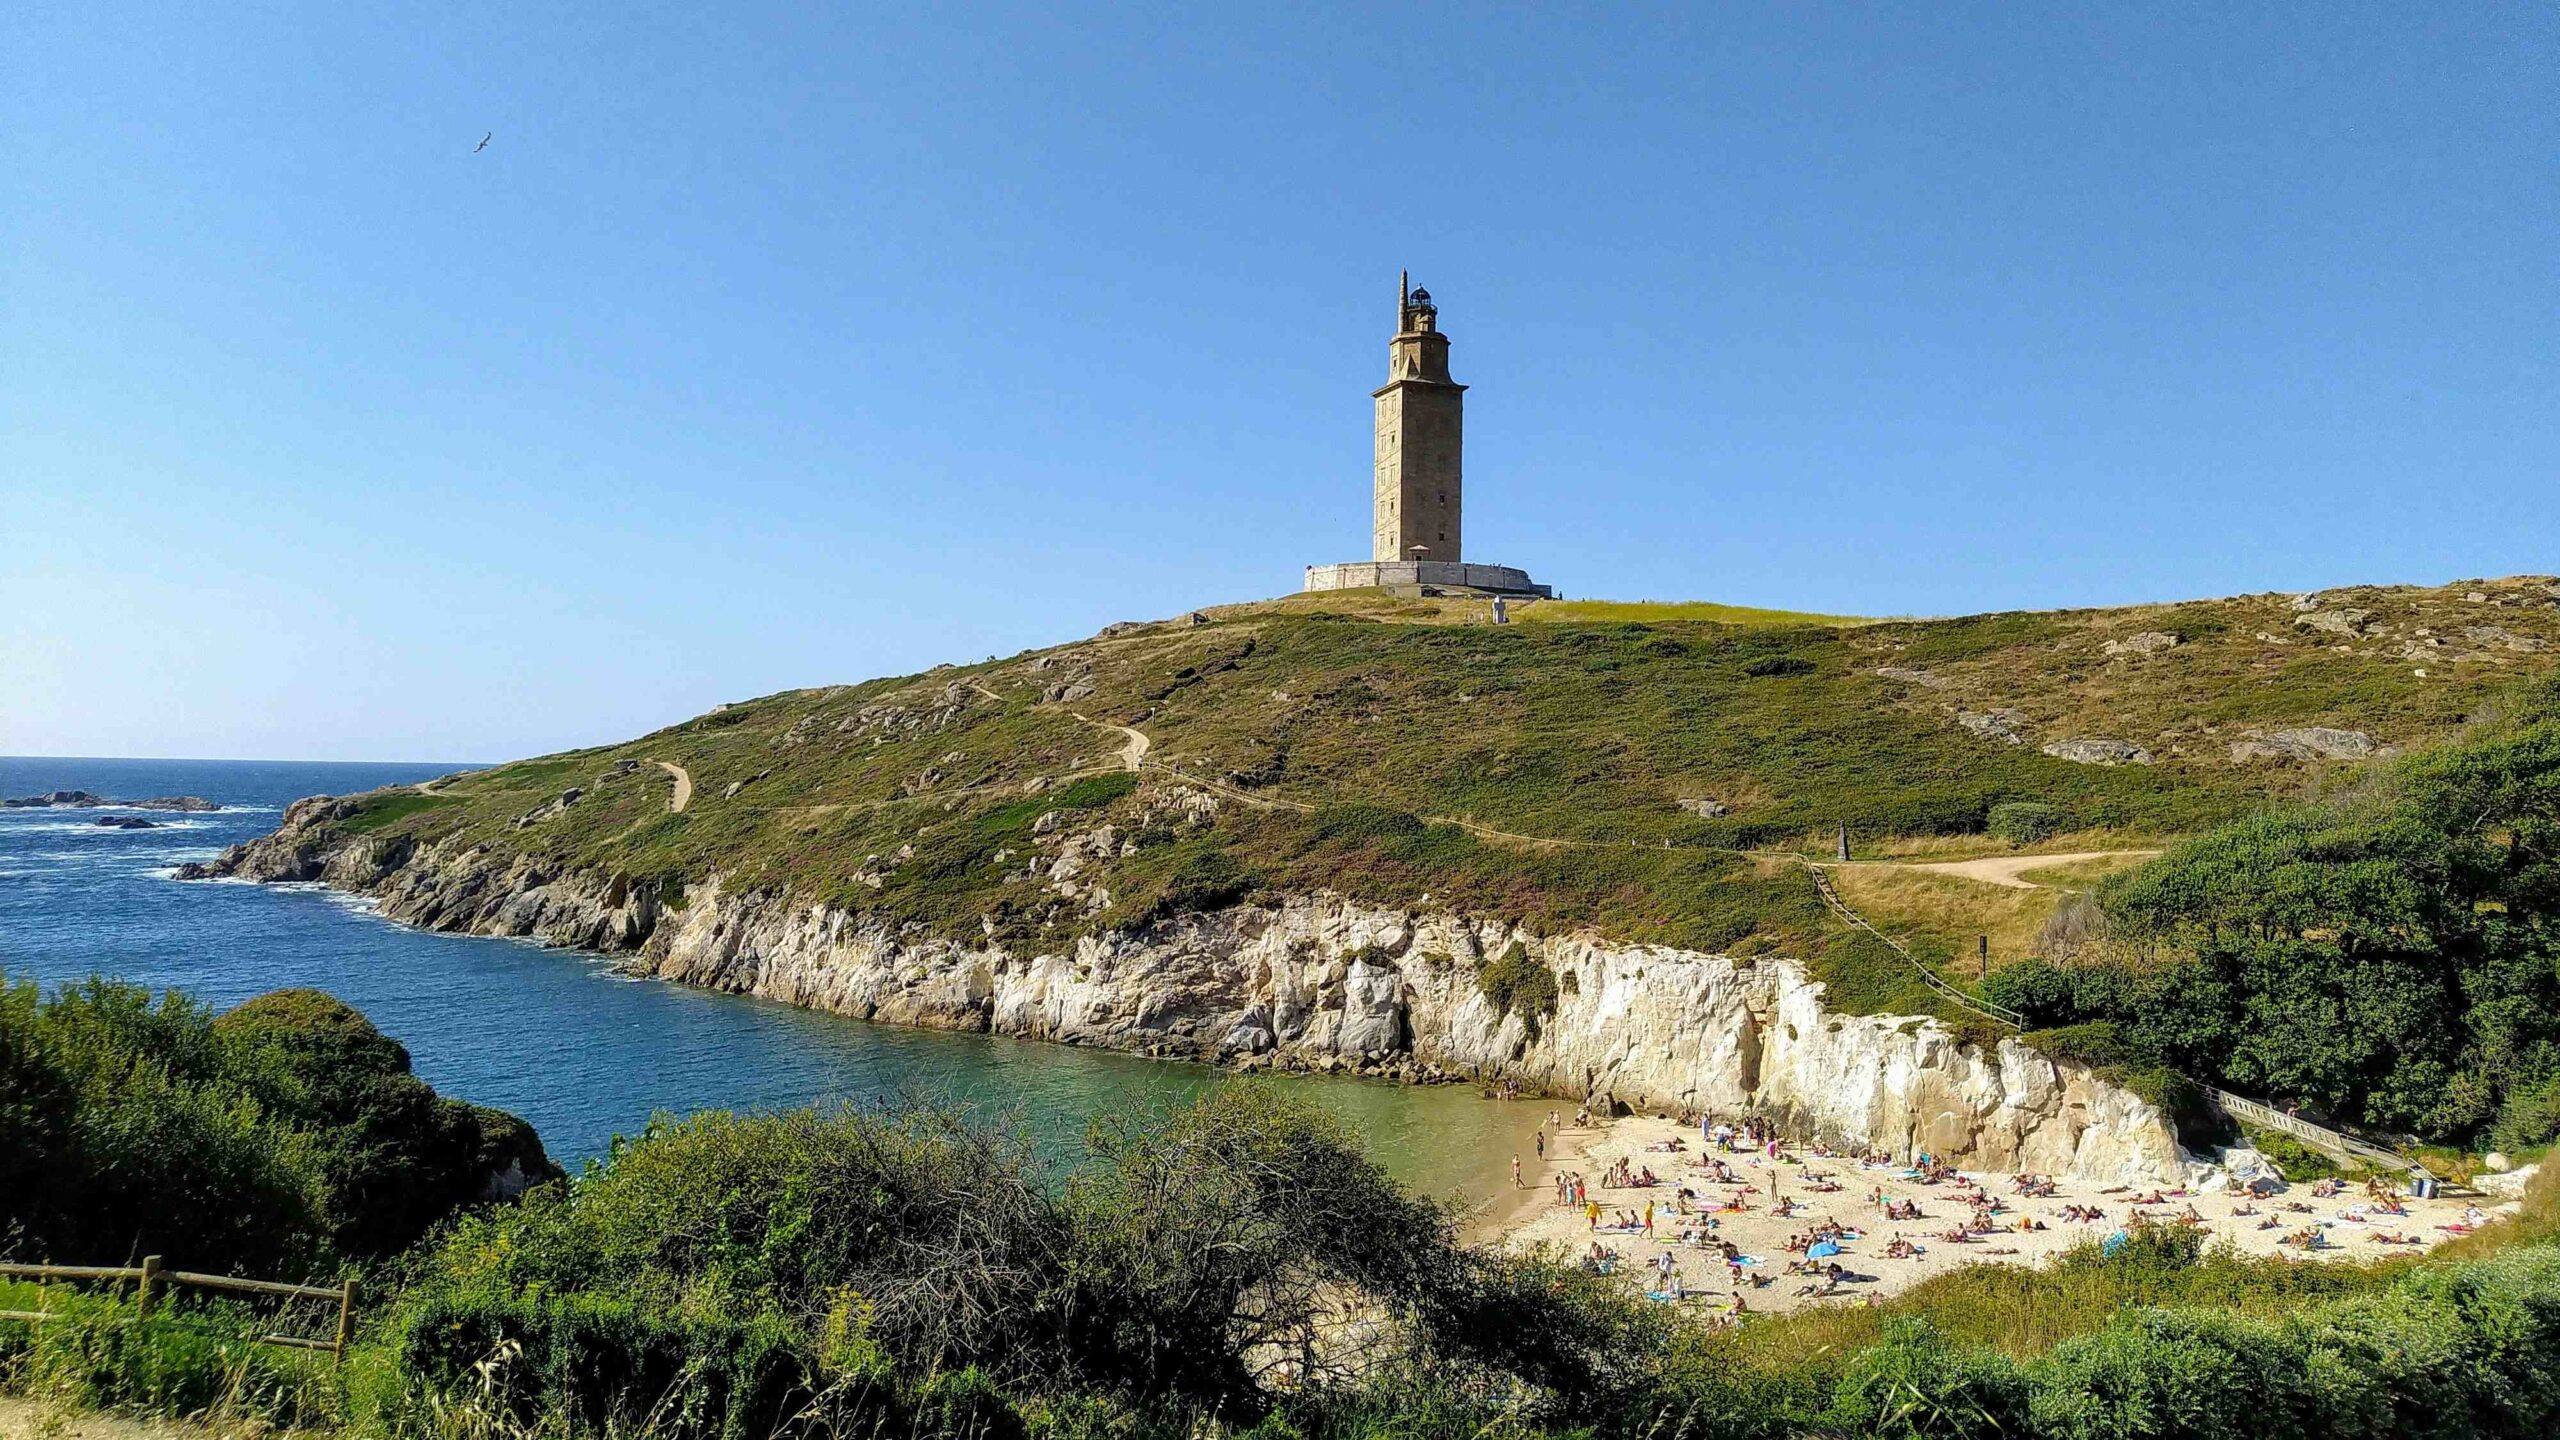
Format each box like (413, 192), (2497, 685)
(474, 132), (491, 153)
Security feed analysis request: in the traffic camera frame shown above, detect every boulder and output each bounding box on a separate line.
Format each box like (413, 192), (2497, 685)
(2294, 608), (2374, 637)
(2101, 631), (2181, 657)
(2477, 1163), (2540, 1199)
(2229, 727), (2379, 763)
(1958, 708), (2027, 744)
(1874, 665), (1949, 689)
(2041, 738), (2153, 766)
(2464, 625), (2544, 653)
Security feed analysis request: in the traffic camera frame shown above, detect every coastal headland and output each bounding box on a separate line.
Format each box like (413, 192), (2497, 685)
(186, 576), (2560, 1183)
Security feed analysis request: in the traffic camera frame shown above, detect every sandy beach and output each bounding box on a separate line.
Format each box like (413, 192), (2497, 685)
(1475, 1111), (2514, 1316)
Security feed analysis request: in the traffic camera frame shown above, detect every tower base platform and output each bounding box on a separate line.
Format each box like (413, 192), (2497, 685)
(1303, 560), (1553, 598)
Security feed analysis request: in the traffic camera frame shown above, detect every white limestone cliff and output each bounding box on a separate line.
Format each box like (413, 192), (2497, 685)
(194, 806), (2185, 1183)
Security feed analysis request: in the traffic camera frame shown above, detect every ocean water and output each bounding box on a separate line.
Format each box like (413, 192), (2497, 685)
(0, 757), (1541, 1200)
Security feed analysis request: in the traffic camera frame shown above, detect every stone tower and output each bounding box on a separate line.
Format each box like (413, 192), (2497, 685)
(1371, 272), (1466, 564)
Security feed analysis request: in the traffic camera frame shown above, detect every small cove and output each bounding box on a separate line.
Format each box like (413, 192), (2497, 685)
(0, 756), (1544, 1203)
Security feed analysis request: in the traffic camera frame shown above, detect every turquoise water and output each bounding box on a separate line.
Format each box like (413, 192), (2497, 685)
(0, 757), (1540, 1202)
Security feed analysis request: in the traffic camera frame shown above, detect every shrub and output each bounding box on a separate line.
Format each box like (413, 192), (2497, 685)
(1982, 959), (2076, 1026)
(1987, 801), (2063, 845)
(1741, 655), (1815, 678)
(2492, 1075), (2560, 1155)
(1823, 1319), (2028, 1438)
(1478, 943), (1560, 1036)
(0, 978), (554, 1274)
(2027, 1307), (2314, 1440)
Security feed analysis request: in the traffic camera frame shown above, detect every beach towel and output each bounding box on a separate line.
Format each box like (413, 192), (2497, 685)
(2102, 1230), (2129, 1257)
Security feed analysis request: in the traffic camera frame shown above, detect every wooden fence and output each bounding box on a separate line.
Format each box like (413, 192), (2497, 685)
(0, 1256), (357, 1362)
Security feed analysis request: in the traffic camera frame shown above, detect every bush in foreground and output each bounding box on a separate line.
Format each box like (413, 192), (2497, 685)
(0, 978), (557, 1276)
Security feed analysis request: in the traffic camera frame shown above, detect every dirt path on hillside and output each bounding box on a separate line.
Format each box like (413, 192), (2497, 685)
(0, 1398), (225, 1440)
(1879, 851), (2159, 890)
(654, 760), (692, 814)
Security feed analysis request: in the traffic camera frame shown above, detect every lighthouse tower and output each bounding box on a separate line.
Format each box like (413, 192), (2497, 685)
(1304, 274), (1550, 598)
(1372, 272), (1466, 564)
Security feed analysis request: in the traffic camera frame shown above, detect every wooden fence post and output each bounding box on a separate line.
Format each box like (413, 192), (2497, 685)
(136, 1256), (161, 1320)
(334, 1277), (357, 1363)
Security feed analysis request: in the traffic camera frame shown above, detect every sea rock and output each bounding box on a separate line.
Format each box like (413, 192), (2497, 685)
(2101, 632), (2181, 657)
(6, 791), (219, 811)
(1957, 709), (2027, 745)
(2040, 738), (2153, 766)
(93, 816), (160, 829)
(180, 803), (2188, 1182)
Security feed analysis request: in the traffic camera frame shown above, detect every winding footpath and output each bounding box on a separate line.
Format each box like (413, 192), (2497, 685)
(1883, 850), (2159, 890)
(655, 760), (692, 814)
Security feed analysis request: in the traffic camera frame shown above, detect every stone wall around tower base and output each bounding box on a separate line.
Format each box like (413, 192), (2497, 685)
(1304, 560), (1554, 598)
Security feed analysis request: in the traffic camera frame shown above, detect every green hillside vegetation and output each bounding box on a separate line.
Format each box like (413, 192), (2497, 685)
(276, 576), (2560, 1036)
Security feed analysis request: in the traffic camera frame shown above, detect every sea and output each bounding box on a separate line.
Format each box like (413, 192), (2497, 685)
(0, 756), (1542, 1201)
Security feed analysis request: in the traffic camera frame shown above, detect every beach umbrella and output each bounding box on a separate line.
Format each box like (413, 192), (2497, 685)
(1807, 1240), (1841, 1259)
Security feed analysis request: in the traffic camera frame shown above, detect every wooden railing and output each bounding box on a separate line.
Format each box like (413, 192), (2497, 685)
(0, 1256), (357, 1361)
(2204, 1086), (2421, 1174)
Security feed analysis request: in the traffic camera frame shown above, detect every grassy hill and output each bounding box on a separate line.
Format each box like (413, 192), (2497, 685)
(334, 574), (2559, 1020)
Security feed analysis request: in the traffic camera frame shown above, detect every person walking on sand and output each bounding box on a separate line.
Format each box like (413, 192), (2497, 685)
(1535, 1129), (1546, 1160)
(1644, 1199), (1656, 1237)
(1512, 1154), (1523, 1189)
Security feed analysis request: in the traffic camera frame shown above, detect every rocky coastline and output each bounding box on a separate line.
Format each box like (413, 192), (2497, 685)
(187, 795), (2187, 1183)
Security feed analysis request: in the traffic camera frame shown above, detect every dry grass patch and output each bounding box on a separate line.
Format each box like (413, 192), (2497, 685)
(1827, 864), (2062, 971)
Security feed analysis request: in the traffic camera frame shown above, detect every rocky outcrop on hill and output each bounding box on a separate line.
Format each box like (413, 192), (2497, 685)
(2230, 727), (2380, 764)
(187, 798), (2185, 1182)
(2040, 737), (2153, 766)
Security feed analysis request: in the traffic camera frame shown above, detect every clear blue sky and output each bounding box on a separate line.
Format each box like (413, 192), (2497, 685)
(4, 5), (2552, 761)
